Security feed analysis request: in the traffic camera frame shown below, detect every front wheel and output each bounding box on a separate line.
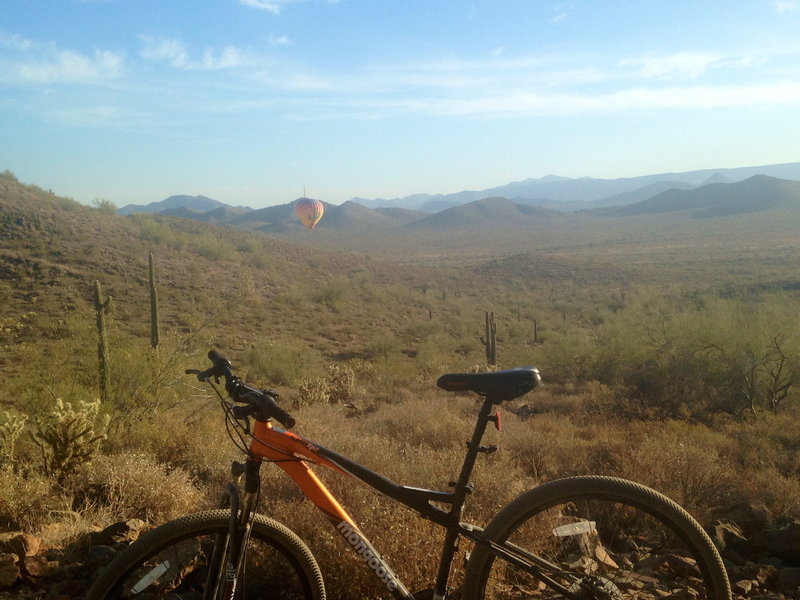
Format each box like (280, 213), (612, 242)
(85, 509), (326, 600)
(463, 476), (730, 600)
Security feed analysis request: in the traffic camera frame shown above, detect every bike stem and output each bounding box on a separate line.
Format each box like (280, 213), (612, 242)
(433, 396), (497, 599)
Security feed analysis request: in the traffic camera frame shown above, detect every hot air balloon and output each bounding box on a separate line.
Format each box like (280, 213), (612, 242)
(294, 197), (324, 230)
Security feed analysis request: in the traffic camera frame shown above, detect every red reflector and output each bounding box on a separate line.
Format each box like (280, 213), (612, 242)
(495, 410), (502, 431)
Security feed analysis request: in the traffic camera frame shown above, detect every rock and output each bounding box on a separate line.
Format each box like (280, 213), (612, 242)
(20, 555), (57, 580)
(739, 561), (779, 582)
(759, 557), (790, 570)
(778, 567), (800, 594)
(0, 534), (40, 558)
(710, 521), (750, 562)
(713, 502), (774, 537)
(88, 544), (117, 569)
(662, 587), (699, 600)
(91, 518), (145, 546)
(733, 579), (755, 595)
(664, 554), (700, 578)
(0, 554), (19, 589)
(753, 522), (800, 563)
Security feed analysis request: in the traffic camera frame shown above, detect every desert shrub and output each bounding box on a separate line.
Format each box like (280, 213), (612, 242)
(311, 281), (346, 310)
(502, 412), (587, 481)
(1, 169), (18, 182)
(365, 335), (396, 360)
(70, 451), (204, 522)
(91, 198), (118, 215)
(105, 335), (198, 422)
(31, 398), (109, 484)
(128, 213), (178, 247)
(103, 403), (234, 489)
(0, 465), (54, 530)
(618, 421), (737, 520)
(243, 337), (317, 386)
(191, 233), (235, 261)
(746, 466), (800, 522)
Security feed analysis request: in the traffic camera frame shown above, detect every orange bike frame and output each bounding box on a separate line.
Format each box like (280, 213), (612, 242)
(245, 397), (502, 600)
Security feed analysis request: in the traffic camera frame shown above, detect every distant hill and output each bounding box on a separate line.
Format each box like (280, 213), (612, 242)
(595, 175), (800, 218)
(118, 194), (234, 216)
(119, 176), (800, 236)
(404, 197), (568, 232)
(354, 162), (800, 210)
(589, 181), (696, 208)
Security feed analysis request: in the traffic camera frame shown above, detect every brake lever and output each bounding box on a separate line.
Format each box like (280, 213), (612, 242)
(185, 368), (218, 383)
(230, 404), (253, 434)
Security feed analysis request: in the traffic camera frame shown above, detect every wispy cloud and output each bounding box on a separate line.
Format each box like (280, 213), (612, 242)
(550, 2), (575, 23)
(139, 35), (189, 68)
(774, 1), (798, 13)
(0, 31), (34, 51)
(139, 35), (250, 70)
(0, 30), (124, 84)
(239, 0), (302, 15)
(19, 49), (123, 83)
(346, 81), (800, 120)
(619, 51), (723, 80)
(267, 33), (292, 47)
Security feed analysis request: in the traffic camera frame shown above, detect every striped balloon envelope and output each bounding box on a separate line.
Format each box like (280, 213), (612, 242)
(294, 197), (324, 229)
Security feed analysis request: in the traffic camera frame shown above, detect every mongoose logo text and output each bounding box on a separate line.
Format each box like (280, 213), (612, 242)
(337, 521), (398, 592)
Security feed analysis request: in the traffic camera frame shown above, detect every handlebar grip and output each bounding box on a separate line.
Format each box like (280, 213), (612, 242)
(208, 349), (232, 370)
(263, 394), (296, 429)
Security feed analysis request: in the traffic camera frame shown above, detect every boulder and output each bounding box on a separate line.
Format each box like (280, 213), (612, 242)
(712, 502), (774, 537)
(753, 522), (800, 564)
(0, 554), (19, 589)
(0, 534), (40, 558)
(90, 518), (145, 546)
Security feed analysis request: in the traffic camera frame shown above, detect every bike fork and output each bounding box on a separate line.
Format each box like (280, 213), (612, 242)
(205, 460), (260, 600)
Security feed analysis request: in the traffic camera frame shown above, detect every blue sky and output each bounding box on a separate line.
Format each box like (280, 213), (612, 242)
(2, 0), (800, 208)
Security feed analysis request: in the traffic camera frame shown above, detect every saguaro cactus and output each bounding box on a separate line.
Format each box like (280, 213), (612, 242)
(149, 253), (160, 348)
(94, 280), (112, 402)
(482, 311), (497, 366)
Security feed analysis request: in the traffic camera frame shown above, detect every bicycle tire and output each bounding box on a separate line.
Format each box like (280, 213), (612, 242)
(85, 509), (326, 600)
(463, 475), (730, 600)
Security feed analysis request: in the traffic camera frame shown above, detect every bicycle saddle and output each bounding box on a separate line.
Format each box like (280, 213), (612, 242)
(436, 367), (541, 403)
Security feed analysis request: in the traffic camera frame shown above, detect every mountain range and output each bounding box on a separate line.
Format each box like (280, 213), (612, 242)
(116, 162), (800, 233)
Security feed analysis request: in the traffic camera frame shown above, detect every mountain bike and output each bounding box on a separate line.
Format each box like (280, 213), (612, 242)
(86, 350), (731, 600)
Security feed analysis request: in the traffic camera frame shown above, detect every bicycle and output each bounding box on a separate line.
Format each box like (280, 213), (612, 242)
(86, 350), (731, 600)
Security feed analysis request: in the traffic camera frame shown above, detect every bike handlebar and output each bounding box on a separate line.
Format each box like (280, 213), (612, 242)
(187, 350), (296, 430)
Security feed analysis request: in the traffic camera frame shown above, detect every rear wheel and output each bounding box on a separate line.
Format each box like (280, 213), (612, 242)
(464, 476), (730, 600)
(85, 509), (325, 600)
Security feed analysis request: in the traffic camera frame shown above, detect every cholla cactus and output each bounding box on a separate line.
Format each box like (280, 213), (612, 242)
(295, 377), (330, 408)
(31, 398), (109, 484)
(0, 410), (27, 466)
(325, 364), (355, 405)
